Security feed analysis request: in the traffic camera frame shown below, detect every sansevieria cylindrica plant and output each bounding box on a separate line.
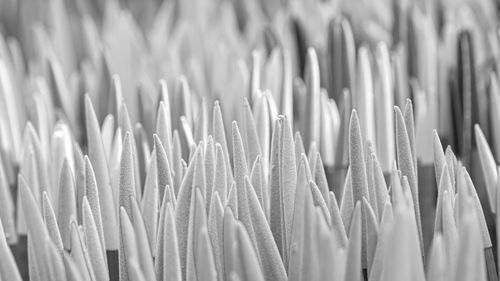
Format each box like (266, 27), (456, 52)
(0, 0), (499, 280)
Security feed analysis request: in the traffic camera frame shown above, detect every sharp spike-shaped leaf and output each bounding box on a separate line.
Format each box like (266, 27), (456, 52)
(294, 132), (306, 170)
(175, 148), (199, 279)
(154, 189), (166, 277)
(280, 116), (296, 258)
(394, 106), (422, 251)
(340, 167), (353, 231)
(475, 124), (497, 213)
(310, 182), (331, 223)
(227, 182), (238, 218)
(156, 99), (173, 166)
(165, 182), (177, 210)
(214, 143), (228, 205)
(349, 110), (369, 206)
(434, 167), (452, 236)
(205, 136), (216, 213)
(445, 146), (456, 192)
(157, 79), (172, 130)
(288, 155), (309, 275)
(328, 191), (348, 247)
(42, 192), (63, 253)
(110, 127), (123, 213)
(58, 159), (76, 250)
(250, 155), (266, 216)
(269, 117), (284, 257)
(119, 132), (137, 216)
(348, 110), (370, 268)
(365, 143), (379, 219)
(213, 101), (233, 185)
(118, 103), (133, 135)
(403, 99), (417, 175)
(123, 124), (141, 198)
(433, 130), (447, 187)
(154, 186), (175, 278)
(371, 152), (388, 221)
(307, 142), (318, 175)
(19, 175), (52, 281)
(119, 207), (137, 281)
(168, 130), (182, 192)
(73, 142), (85, 224)
(129, 197), (155, 281)
(314, 153), (330, 206)
(84, 96), (118, 250)
(232, 121), (249, 197)
(232, 124), (259, 252)
(82, 197), (109, 281)
(462, 169), (492, 248)
(141, 152), (158, 254)
(208, 192), (225, 281)
(236, 177), (259, 258)
(84, 157), (107, 257)
(245, 177), (287, 281)
(154, 134), (174, 204)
